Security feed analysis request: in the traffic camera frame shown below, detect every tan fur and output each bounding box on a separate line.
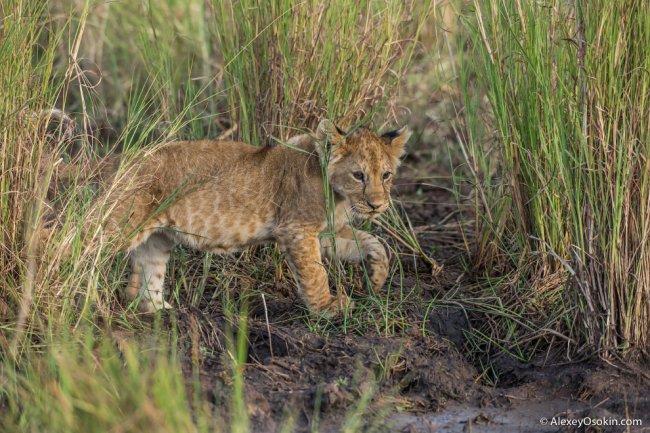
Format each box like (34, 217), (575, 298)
(79, 120), (410, 316)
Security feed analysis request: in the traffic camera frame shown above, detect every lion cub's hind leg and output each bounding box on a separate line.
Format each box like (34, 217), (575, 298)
(125, 231), (176, 313)
(320, 225), (389, 292)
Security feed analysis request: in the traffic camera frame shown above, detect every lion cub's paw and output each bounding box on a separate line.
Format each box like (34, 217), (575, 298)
(366, 249), (389, 291)
(319, 295), (355, 319)
(138, 298), (173, 314)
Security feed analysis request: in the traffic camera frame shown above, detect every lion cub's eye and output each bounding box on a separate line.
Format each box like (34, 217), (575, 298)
(383, 171), (393, 181)
(352, 171), (365, 181)
(352, 171), (366, 181)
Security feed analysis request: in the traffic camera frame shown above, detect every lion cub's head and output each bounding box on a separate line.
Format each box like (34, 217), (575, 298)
(316, 119), (411, 219)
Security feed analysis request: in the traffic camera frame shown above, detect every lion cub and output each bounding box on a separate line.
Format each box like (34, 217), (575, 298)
(104, 120), (410, 316)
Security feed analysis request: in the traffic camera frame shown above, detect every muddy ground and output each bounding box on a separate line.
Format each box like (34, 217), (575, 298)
(162, 137), (650, 432)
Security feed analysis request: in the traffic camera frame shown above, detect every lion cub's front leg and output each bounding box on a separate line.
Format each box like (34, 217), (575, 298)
(320, 225), (389, 291)
(279, 230), (352, 317)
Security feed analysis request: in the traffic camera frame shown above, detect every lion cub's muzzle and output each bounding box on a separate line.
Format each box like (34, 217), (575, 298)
(357, 198), (390, 218)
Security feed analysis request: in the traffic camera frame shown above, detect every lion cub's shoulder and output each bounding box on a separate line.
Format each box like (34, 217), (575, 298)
(285, 133), (318, 153)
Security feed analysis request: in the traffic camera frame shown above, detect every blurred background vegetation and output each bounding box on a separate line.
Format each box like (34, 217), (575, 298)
(2, 0), (650, 431)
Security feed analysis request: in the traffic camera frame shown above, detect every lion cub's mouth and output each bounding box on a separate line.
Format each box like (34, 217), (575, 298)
(350, 202), (389, 220)
(360, 208), (387, 220)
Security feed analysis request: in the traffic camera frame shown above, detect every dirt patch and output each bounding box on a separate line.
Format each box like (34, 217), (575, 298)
(173, 303), (650, 433)
(175, 303), (483, 432)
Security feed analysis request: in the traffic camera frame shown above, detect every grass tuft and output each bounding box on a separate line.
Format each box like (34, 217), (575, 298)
(459, 0), (650, 360)
(212, 0), (432, 144)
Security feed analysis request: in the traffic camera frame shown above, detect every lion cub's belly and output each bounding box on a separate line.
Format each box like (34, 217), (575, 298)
(162, 205), (275, 254)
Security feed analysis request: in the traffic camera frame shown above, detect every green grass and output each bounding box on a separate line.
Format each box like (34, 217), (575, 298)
(457, 0), (650, 360)
(212, 0), (430, 144)
(1, 327), (214, 433)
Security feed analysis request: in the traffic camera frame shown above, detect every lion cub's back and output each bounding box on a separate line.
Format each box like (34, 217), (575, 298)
(154, 139), (260, 172)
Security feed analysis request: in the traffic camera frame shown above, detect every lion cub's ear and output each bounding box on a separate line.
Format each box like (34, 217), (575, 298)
(315, 119), (347, 158)
(381, 126), (411, 159)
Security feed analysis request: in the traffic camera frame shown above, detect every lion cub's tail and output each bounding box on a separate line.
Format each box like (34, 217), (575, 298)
(31, 109), (119, 260)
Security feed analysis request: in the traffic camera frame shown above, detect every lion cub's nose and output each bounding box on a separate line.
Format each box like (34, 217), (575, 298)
(366, 199), (381, 210)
